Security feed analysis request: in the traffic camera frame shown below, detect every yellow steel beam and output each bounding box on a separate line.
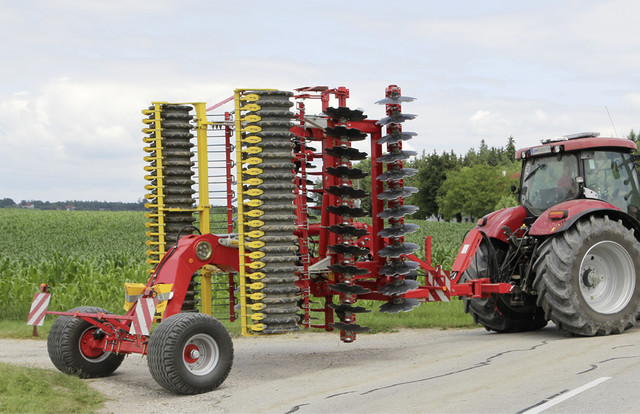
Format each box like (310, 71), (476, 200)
(193, 102), (212, 315)
(234, 90), (250, 336)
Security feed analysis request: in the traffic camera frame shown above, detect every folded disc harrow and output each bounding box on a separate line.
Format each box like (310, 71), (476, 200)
(136, 85), (466, 343)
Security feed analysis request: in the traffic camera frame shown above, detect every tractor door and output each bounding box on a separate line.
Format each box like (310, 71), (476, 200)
(520, 153), (580, 216)
(581, 150), (640, 221)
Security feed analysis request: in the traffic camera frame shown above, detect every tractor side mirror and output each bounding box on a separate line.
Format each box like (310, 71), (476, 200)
(611, 160), (621, 180)
(575, 176), (587, 197)
(510, 184), (519, 195)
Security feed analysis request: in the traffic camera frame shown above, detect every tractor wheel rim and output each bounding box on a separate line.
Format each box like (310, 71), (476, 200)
(579, 240), (635, 314)
(182, 333), (219, 376)
(78, 327), (108, 361)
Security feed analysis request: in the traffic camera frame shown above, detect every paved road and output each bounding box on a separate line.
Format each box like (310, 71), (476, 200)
(2, 324), (640, 413)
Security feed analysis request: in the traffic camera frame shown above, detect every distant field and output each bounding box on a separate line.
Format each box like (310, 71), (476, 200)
(0, 209), (474, 330)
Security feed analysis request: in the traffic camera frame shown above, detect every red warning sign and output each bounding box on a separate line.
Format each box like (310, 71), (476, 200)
(130, 297), (156, 336)
(27, 293), (51, 326)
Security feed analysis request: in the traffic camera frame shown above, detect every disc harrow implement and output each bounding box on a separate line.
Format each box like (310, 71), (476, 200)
(31, 83), (536, 396)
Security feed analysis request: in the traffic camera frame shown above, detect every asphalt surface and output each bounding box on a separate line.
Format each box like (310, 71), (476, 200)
(2, 324), (640, 413)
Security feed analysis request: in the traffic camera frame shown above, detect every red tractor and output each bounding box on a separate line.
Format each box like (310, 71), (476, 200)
(458, 132), (640, 336)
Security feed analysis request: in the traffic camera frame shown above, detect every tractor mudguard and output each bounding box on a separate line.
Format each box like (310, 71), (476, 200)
(476, 206), (527, 243)
(528, 199), (637, 236)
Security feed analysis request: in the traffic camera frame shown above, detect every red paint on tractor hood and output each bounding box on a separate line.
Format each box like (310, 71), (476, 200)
(529, 199), (620, 236)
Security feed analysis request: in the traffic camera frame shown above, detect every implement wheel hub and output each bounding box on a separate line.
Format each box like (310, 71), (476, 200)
(184, 344), (201, 364)
(79, 328), (103, 359)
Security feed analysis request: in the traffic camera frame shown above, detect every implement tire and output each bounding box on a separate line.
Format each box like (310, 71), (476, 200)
(47, 306), (125, 378)
(533, 215), (640, 336)
(147, 313), (233, 394)
(462, 240), (547, 333)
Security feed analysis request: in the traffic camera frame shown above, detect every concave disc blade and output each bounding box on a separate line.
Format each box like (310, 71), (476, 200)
(325, 166), (367, 179)
(379, 298), (420, 313)
(330, 322), (370, 333)
(324, 106), (368, 122)
(379, 279), (420, 296)
(325, 126), (367, 141)
(325, 146), (368, 160)
(377, 168), (418, 181)
(378, 131), (417, 145)
(374, 96), (416, 104)
(379, 243), (419, 258)
(328, 303), (371, 314)
(377, 187), (419, 201)
(327, 205), (368, 218)
(377, 150), (417, 163)
(328, 224), (368, 237)
(378, 223), (420, 238)
(328, 244), (370, 256)
(376, 113), (417, 126)
(329, 283), (371, 295)
(325, 185), (368, 199)
(379, 260), (420, 276)
(377, 205), (419, 219)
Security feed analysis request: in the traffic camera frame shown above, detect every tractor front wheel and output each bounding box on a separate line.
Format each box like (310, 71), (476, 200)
(47, 306), (125, 378)
(147, 313), (233, 394)
(462, 240), (547, 333)
(533, 215), (640, 336)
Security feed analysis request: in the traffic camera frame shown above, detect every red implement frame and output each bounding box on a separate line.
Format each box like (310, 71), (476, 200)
(289, 86), (512, 333)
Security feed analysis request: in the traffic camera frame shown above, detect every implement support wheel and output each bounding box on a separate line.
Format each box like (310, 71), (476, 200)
(147, 312), (233, 394)
(47, 306), (125, 378)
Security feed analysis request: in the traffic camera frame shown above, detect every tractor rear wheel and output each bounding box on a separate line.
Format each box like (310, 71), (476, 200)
(47, 306), (125, 378)
(147, 313), (233, 394)
(462, 240), (547, 333)
(533, 215), (640, 336)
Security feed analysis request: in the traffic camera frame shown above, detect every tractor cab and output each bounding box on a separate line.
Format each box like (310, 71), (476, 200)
(517, 132), (640, 220)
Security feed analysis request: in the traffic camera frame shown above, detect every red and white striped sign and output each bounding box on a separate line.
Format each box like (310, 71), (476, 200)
(428, 266), (451, 302)
(129, 297), (157, 336)
(27, 293), (51, 326)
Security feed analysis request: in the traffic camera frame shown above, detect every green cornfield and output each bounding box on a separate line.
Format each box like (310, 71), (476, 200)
(0, 209), (474, 325)
(0, 209), (148, 319)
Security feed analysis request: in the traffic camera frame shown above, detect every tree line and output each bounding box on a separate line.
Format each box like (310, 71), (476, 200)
(404, 136), (519, 221)
(0, 198), (147, 211)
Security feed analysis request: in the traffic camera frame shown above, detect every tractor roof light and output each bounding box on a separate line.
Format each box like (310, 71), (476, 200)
(195, 240), (213, 261)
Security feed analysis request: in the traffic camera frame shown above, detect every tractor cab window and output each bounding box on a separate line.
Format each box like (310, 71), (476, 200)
(520, 154), (579, 216)
(582, 151), (640, 220)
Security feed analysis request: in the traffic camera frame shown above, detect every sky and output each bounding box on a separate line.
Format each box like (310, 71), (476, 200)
(1, 0), (639, 202)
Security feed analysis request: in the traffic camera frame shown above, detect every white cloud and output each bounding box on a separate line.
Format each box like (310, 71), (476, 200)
(469, 110), (491, 124)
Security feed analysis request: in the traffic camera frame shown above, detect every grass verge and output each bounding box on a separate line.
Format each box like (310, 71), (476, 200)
(0, 362), (104, 413)
(357, 299), (475, 333)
